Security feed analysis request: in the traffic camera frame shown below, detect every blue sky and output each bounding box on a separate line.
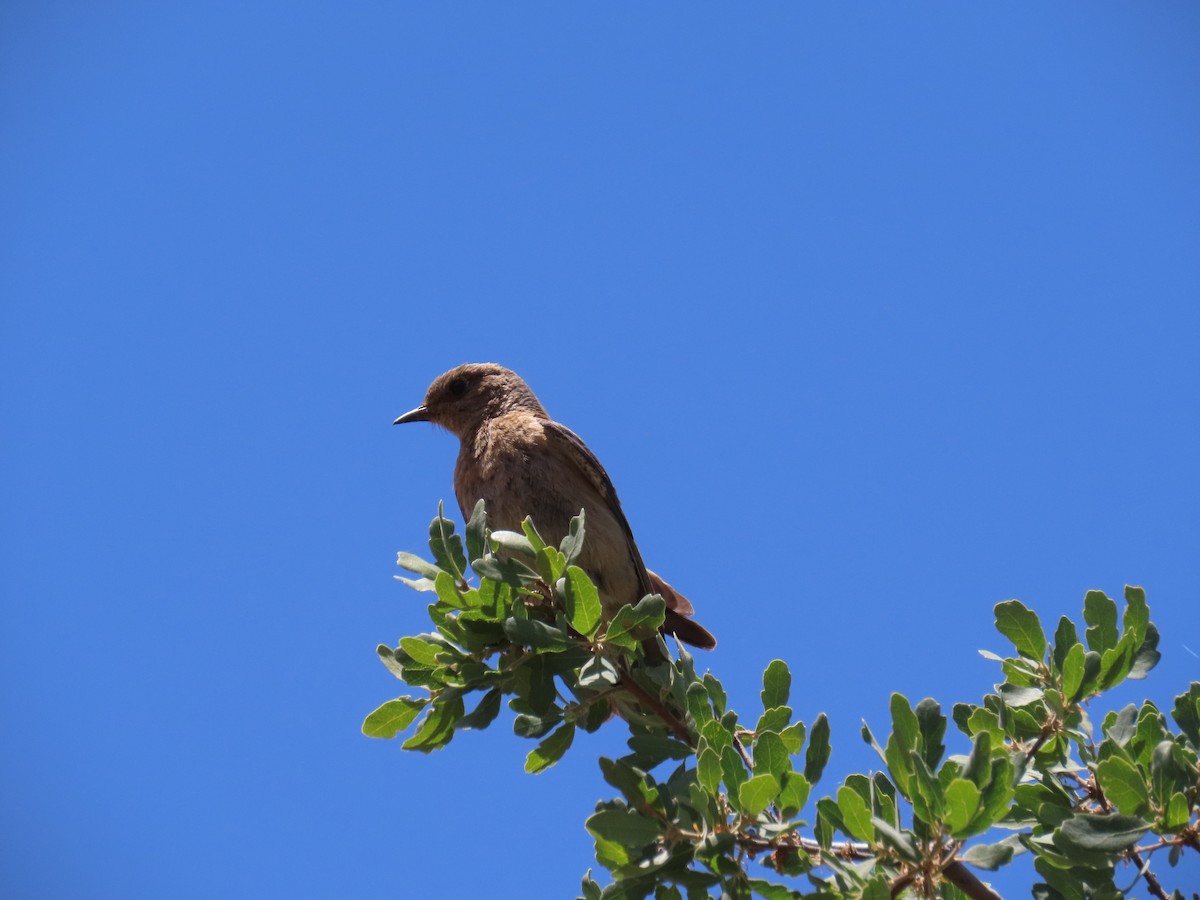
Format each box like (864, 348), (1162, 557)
(2, 4), (1198, 898)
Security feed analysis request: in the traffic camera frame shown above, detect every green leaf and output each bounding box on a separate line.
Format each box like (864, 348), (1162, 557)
(429, 511), (468, 581)
(780, 721), (806, 755)
(777, 772), (810, 817)
(1094, 757), (1149, 817)
(518, 517), (547, 554)
(512, 710), (562, 739)
(720, 744), (748, 797)
(456, 688), (502, 731)
(746, 879), (804, 900)
(703, 673), (728, 716)
(598, 757), (652, 806)
(995, 599), (1047, 660)
(362, 697), (426, 738)
(962, 731), (993, 790)
(970, 755), (1014, 832)
(697, 747), (722, 795)
(738, 773), (780, 816)
(814, 797), (839, 850)
(1083, 590), (1118, 655)
(592, 836), (629, 871)
(686, 681), (714, 729)
(836, 785), (874, 841)
(757, 706), (792, 735)
(578, 655), (620, 689)
(1054, 812), (1150, 853)
(503, 617), (576, 651)
(585, 807), (665, 848)
(394, 574), (435, 592)
(871, 772), (899, 829)
(960, 837), (1019, 870)
(516, 655), (557, 715)
(1163, 791), (1189, 830)
(433, 571), (467, 610)
(1060, 642), (1086, 701)
(525, 721), (576, 773)
(398, 635), (445, 667)
(871, 817), (920, 862)
(701, 718), (733, 753)
(604, 595), (666, 650)
(1150, 739), (1193, 807)
(804, 713), (831, 783)
(1104, 703), (1138, 746)
(915, 697), (946, 769)
(581, 870), (603, 900)
(464, 498), (488, 565)
(1133, 703), (1168, 765)
(1171, 682), (1200, 748)
(753, 731), (790, 779)
(563, 565), (603, 638)
(998, 684), (1043, 707)
(402, 694), (464, 752)
(377, 643), (437, 686)
(1098, 638), (1135, 692)
(1052, 616), (1080, 674)
(472, 554), (539, 586)
(626, 734), (690, 767)
(536, 546), (566, 584)
(560, 509), (586, 567)
(908, 750), (945, 822)
(1129, 623), (1161, 679)
(396, 551), (441, 580)
(859, 876), (890, 900)
(1079, 649), (1103, 695)
(1122, 585), (1149, 646)
(885, 694), (918, 794)
(890, 693), (919, 751)
(490, 529), (537, 558)
(761, 660), (791, 710)
(943, 778), (982, 837)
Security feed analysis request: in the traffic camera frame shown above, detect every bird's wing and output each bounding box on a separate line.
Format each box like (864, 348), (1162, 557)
(542, 420), (655, 596)
(544, 419), (717, 651)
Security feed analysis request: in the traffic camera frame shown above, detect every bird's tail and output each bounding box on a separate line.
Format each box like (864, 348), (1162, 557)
(647, 570), (717, 650)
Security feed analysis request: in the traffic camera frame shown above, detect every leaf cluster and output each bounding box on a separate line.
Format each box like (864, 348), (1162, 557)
(367, 507), (1200, 900)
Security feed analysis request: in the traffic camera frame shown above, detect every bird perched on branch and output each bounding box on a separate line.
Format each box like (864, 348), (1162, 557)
(394, 363), (716, 651)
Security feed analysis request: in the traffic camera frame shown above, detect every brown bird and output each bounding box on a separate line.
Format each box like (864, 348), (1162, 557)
(394, 363), (716, 651)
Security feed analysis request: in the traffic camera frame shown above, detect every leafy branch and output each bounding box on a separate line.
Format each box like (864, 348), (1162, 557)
(366, 505), (1200, 899)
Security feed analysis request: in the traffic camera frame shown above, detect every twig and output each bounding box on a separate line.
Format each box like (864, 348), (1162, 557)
(888, 871), (915, 897)
(942, 860), (1003, 900)
(736, 831), (873, 862)
(1129, 848), (1171, 900)
(733, 733), (755, 771)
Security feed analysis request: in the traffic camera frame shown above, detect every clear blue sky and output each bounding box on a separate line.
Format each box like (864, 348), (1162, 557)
(2, 4), (1198, 898)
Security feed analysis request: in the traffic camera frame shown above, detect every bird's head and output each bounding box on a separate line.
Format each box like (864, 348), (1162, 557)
(393, 363), (548, 438)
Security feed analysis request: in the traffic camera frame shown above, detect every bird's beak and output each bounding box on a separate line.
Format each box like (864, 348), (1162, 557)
(393, 406), (430, 425)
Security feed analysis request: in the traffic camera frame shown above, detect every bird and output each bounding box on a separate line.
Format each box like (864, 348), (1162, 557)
(393, 363), (716, 651)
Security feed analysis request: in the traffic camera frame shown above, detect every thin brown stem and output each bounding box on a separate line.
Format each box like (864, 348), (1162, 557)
(942, 860), (1002, 900)
(733, 734), (755, 771)
(888, 871), (916, 898)
(735, 831), (872, 862)
(1129, 848), (1171, 900)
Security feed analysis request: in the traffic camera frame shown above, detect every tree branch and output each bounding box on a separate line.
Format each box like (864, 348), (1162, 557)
(1129, 848), (1171, 900)
(942, 861), (1003, 900)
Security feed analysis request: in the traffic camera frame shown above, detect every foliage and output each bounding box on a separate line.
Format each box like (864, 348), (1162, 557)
(365, 505), (1200, 899)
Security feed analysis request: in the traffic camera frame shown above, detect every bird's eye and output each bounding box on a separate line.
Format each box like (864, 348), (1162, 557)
(448, 377), (468, 398)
